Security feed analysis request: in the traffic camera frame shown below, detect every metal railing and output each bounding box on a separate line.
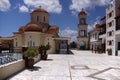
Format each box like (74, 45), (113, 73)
(0, 53), (22, 66)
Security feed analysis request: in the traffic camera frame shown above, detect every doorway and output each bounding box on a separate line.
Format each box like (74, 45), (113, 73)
(80, 41), (86, 50)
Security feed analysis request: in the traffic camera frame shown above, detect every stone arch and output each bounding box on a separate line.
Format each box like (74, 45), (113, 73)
(80, 41), (86, 50)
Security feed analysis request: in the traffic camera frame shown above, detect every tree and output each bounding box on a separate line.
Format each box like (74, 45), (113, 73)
(70, 41), (77, 48)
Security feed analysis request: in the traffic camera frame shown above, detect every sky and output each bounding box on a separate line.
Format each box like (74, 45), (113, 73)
(0, 0), (112, 42)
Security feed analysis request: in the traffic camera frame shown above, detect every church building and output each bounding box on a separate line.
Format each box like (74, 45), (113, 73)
(0, 7), (70, 54)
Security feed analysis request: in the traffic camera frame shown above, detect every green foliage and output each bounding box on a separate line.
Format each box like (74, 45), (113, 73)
(45, 44), (51, 50)
(39, 45), (51, 51)
(39, 45), (45, 50)
(24, 48), (38, 58)
(80, 46), (85, 50)
(107, 48), (112, 55)
(70, 41), (77, 48)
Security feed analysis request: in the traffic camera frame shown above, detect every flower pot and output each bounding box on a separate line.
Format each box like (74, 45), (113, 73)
(27, 58), (34, 68)
(41, 50), (48, 60)
(108, 52), (112, 55)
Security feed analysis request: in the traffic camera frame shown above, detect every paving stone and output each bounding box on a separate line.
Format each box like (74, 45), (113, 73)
(9, 50), (120, 80)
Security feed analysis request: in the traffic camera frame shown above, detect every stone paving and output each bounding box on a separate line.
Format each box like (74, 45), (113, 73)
(9, 50), (120, 80)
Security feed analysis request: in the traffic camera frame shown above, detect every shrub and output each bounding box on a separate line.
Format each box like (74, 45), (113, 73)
(24, 48), (38, 59)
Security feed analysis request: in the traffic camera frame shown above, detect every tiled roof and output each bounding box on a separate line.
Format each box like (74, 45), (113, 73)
(25, 24), (42, 32)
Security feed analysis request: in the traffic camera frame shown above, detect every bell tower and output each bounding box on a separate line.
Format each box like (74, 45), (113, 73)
(77, 8), (88, 50)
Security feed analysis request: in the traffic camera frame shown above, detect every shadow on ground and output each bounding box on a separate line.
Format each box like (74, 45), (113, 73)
(27, 66), (41, 71)
(41, 59), (53, 61)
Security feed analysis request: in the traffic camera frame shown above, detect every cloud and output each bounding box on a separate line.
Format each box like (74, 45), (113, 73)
(69, 0), (112, 13)
(23, 0), (62, 13)
(59, 28), (77, 42)
(0, 0), (11, 11)
(19, 5), (29, 12)
(88, 20), (100, 32)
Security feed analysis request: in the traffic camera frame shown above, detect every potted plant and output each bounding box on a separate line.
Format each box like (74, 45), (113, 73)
(39, 44), (51, 60)
(107, 48), (112, 55)
(24, 48), (38, 68)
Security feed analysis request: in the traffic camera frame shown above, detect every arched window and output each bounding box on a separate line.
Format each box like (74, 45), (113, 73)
(30, 40), (32, 47)
(33, 42), (35, 46)
(44, 16), (46, 22)
(28, 42), (29, 46)
(16, 42), (18, 47)
(37, 16), (39, 22)
(80, 30), (84, 36)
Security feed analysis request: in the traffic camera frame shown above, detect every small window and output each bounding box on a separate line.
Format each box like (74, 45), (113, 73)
(109, 22), (112, 27)
(109, 41), (112, 45)
(37, 16), (39, 22)
(109, 12), (112, 18)
(44, 16), (45, 22)
(28, 42), (29, 46)
(30, 41), (32, 47)
(16, 42), (18, 47)
(109, 31), (112, 36)
(33, 42), (35, 46)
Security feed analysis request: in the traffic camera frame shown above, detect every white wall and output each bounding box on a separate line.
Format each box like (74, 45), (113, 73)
(0, 60), (25, 80)
(24, 32), (41, 47)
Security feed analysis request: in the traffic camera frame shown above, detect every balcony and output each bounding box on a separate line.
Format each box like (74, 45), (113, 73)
(99, 31), (106, 35)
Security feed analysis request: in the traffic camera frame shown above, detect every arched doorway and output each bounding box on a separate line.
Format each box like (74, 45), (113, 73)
(80, 41), (86, 50)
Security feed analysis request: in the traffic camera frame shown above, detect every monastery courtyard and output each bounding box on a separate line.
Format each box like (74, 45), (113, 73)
(9, 50), (120, 80)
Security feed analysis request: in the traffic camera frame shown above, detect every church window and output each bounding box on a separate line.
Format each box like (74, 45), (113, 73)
(33, 42), (35, 46)
(16, 42), (18, 47)
(37, 16), (39, 22)
(44, 16), (46, 22)
(28, 42), (29, 46)
(30, 40), (32, 47)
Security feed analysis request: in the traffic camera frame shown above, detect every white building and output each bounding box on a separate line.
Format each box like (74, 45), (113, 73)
(90, 24), (102, 53)
(99, 0), (120, 56)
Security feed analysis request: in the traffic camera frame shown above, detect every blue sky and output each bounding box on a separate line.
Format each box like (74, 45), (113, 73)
(0, 0), (112, 41)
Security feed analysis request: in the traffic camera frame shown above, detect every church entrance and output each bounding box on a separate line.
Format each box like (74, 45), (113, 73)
(80, 41), (86, 50)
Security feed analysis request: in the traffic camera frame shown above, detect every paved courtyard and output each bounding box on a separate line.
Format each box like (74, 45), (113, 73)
(9, 50), (120, 80)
